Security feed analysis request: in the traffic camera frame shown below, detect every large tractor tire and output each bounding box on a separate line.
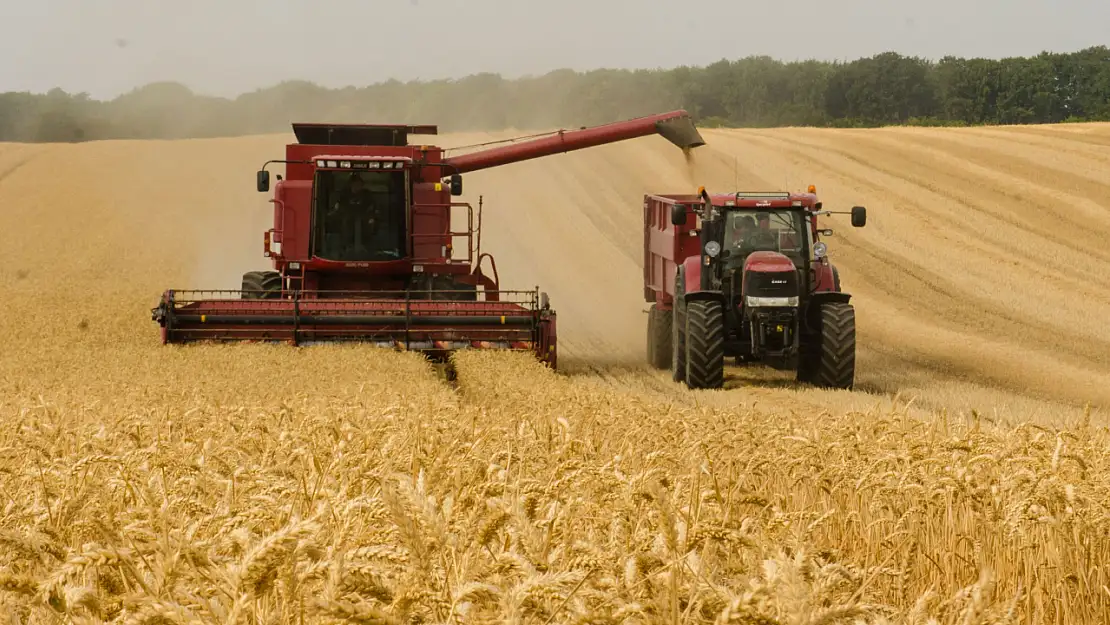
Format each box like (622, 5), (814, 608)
(241, 270), (282, 299)
(684, 299), (725, 389)
(671, 274), (687, 383)
(798, 302), (855, 389)
(647, 304), (672, 369)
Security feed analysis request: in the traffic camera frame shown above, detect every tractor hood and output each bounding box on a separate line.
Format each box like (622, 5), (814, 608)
(742, 251), (796, 275)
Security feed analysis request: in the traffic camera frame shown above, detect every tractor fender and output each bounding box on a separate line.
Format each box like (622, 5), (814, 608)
(684, 289), (726, 304)
(681, 256), (704, 294)
(812, 262), (840, 292)
(803, 291), (852, 334)
(809, 291), (852, 306)
(677, 259), (724, 304)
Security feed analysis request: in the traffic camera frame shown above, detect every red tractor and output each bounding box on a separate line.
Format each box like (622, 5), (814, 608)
(152, 111), (705, 369)
(643, 185), (866, 389)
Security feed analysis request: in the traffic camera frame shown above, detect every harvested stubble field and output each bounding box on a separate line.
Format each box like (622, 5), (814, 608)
(1, 122), (1109, 624)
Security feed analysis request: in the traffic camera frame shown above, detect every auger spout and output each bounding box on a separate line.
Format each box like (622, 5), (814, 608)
(442, 110), (705, 174)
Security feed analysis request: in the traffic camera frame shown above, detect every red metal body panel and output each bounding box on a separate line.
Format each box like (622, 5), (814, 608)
(813, 262), (837, 291)
(681, 256), (704, 296)
(743, 251), (796, 274)
(642, 194), (702, 307)
(445, 110), (703, 174)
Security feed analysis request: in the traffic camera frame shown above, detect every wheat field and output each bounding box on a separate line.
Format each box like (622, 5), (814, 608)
(1, 122), (1108, 624)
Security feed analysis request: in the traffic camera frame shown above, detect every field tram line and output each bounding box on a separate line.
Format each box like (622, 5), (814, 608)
(430, 359), (460, 390)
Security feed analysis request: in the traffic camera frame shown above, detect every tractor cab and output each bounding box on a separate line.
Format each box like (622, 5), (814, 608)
(720, 208), (810, 270)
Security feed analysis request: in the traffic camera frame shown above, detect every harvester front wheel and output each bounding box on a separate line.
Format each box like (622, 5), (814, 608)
(684, 299), (725, 389)
(799, 302), (855, 389)
(647, 304), (672, 369)
(241, 271), (282, 299)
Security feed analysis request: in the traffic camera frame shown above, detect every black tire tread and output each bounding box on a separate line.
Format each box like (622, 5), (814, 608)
(671, 274), (687, 383)
(241, 270), (282, 299)
(684, 299), (725, 389)
(813, 302), (855, 389)
(648, 305), (672, 369)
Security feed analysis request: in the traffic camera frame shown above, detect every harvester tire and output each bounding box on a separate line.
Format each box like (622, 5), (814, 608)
(684, 299), (725, 389)
(241, 271), (282, 299)
(805, 302), (855, 390)
(647, 304), (672, 369)
(671, 274), (687, 383)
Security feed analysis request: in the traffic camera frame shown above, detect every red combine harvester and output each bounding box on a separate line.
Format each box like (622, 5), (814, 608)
(152, 111), (705, 369)
(643, 185), (866, 389)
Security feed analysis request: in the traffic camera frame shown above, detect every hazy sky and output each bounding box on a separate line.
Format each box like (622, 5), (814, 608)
(2, 0), (1106, 99)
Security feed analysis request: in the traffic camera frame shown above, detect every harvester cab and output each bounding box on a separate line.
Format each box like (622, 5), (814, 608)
(152, 111), (706, 369)
(644, 185), (866, 389)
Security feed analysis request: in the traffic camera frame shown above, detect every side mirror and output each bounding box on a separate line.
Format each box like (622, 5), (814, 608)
(814, 201), (823, 210)
(671, 204), (687, 226)
(819, 228), (834, 236)
(851, 206), (867, 227)
(256, 170), (270, 193)
(450, 173), (463, 196)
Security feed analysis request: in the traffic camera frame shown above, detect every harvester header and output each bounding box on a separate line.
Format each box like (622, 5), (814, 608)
(152, 110), (706, 369)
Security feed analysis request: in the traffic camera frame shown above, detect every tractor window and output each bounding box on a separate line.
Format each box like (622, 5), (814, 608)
(723, 209), (807, 263)
(312, 169), (407, 261)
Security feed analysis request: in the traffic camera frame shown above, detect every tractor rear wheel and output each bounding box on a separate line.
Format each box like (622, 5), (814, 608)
(647, 304), (672, 369)
(241, 270), (282, 299)
(799, 302), (855, 389)
(684, 299), (725, 389)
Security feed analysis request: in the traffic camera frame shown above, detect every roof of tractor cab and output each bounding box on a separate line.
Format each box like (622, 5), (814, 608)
(709, 191), (817, 208)
(642, 191), (819, 208)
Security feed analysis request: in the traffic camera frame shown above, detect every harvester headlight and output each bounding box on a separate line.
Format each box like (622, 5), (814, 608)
(326, 160), (338, 168)
(704, 241), (721, 258)
(368, 161), (381, 169)
(382, 161), (394, 169)
(316, 160), (326, 167)
(813, 241), (827, 258)
(339, 160), (351, 168)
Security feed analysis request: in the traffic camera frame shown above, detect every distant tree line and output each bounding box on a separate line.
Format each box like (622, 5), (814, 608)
(2, 46), (1109, 143)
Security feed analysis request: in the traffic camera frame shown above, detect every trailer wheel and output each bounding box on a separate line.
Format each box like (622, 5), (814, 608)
(647, 304), (672, 369)
(802, 302), (856, 389)
(671, 274), (687, 383)
(241, 270), (282, 299)
(684, 299), (725, 389)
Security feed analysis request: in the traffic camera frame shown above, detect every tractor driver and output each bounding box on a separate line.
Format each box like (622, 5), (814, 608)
(727, 214), (757, 252)
(747, 213), (778, 250)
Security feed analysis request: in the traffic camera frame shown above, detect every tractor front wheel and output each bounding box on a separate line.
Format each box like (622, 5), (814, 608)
(647, 304), (672, 369)
(798, 302), (856, 389)
(684, 299), (725, 389)
(241, 270), (282, 299)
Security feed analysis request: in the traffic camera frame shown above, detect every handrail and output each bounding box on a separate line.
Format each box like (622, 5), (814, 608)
(410, 201), (478, 265)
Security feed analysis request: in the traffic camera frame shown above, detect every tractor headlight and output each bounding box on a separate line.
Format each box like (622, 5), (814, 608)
(704, 241), (721, 258)
(746, 295), (799, 307)
(813, 241), (827, 259)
